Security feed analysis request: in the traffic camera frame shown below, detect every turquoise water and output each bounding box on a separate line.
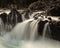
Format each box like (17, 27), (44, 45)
(0, 37), (60, 48)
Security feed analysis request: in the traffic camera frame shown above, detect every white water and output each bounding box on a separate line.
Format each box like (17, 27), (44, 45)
(3, 19), (34, 40)
(42, 22), (51, 38)
(22, 13), (26, 21)
(30, 19), (40, 40)
(0, 18), (60, 48)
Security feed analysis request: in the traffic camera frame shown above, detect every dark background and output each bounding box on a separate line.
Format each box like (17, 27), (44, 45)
(0, 0), (37, 9)
(0, 0), (60, 10)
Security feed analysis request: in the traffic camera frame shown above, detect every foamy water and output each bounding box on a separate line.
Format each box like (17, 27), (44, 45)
(0, 37), (60, 48)
(0, 19), (59, 48)
(0, 17), (60, 48)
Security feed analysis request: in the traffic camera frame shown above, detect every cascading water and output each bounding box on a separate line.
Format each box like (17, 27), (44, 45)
(0, 18), (59, 48)
(5, 15), (10, 31)
(15, 14), (18, 24)
(5, 15), (8, 30)
(11, 12), (13, 25)
(0, 12), (60, 48)
(4, 19), (34, 40)
(42, 22), (51, 39)
(22, 13), (26, 21)
(0, 17), (7, 36)
(30, 19), (40, 40)
(0, 18), (4, 31)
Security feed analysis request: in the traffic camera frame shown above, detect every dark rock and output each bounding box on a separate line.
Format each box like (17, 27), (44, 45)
(0, 13), (7, 24)
(50, 22), (60, 41)
(8, 8), (22, 26)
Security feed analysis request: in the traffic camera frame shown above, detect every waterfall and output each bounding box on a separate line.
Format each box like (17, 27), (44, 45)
(15, 14), (18, 24)
(0, 18), (59, 48)
(30, 19), (40, 40)
(42, 22), (51, 39)
(5, 16), (9, 31)
(8, 18), (40, 40)
(5, 16), (12, 32)
(0, 18), (4, 31)
(22, 13), (27, 21)
(3, 19), (34, 40)
(0, 18), (6, 36)
(0, 10), (60, 48)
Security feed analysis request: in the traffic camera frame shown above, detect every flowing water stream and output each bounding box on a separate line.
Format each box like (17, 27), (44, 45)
(0, 11), (60, 48)
(0, 18), (59, 48)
